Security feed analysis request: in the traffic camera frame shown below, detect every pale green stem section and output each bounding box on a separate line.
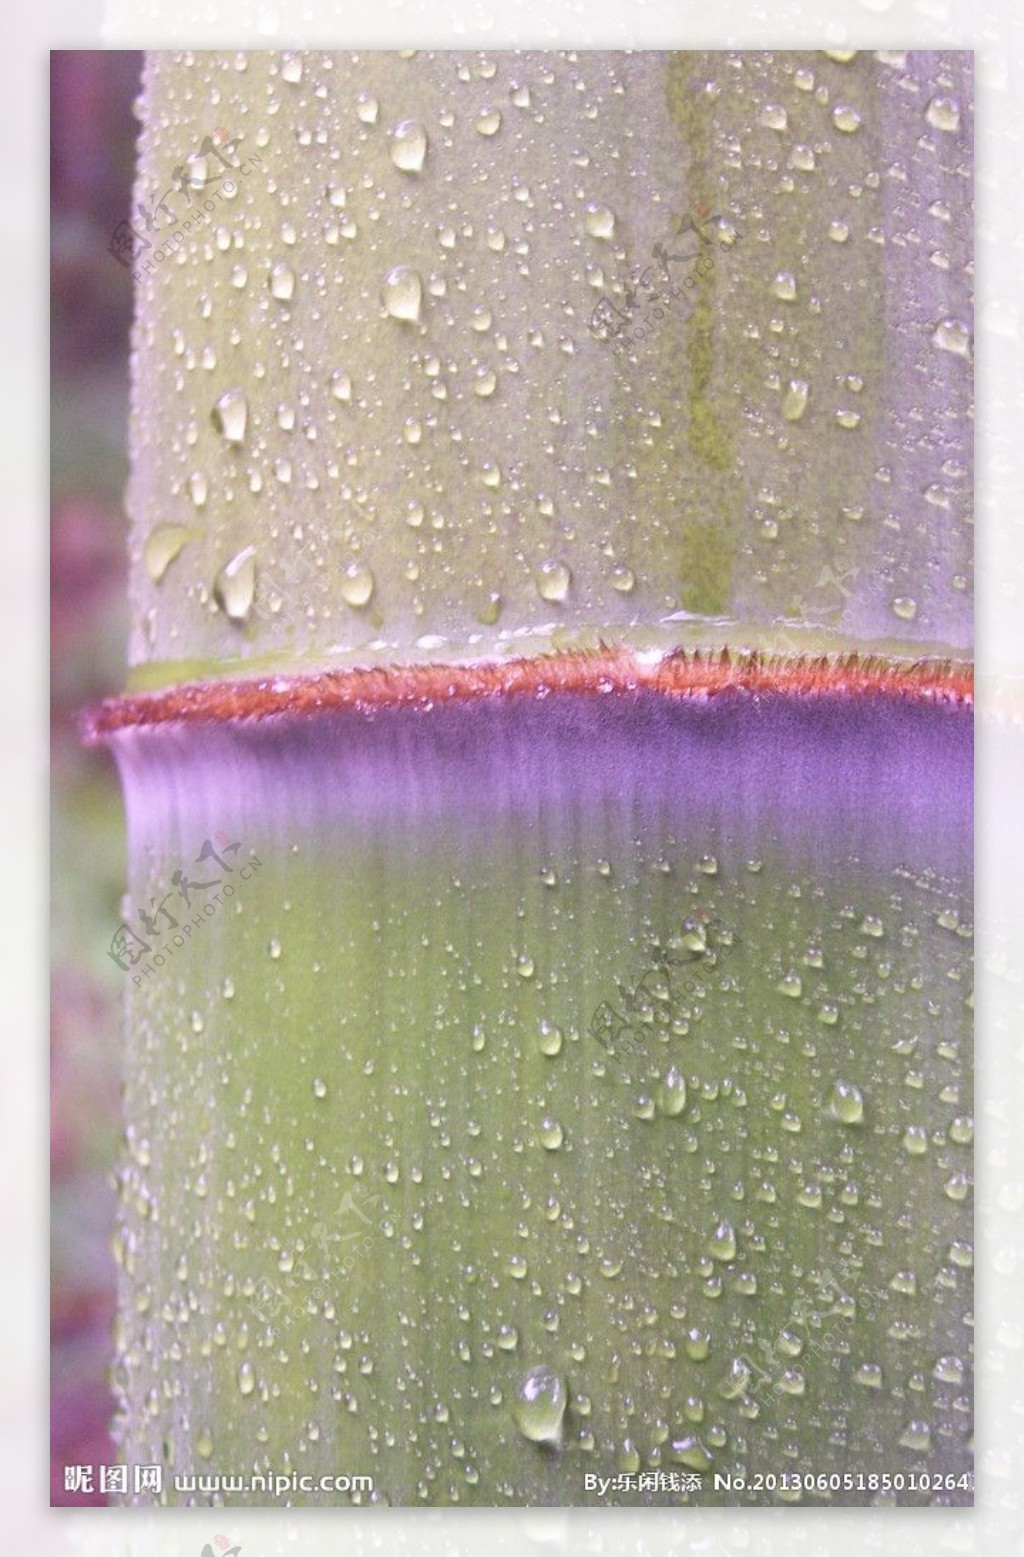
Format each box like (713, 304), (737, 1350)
(127, 50), (971, 687)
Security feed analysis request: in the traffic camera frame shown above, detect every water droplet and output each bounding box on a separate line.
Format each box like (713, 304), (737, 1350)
(584, 203), (616, 240)
(538, 1021), (563, 1057)
(832, 104), (863, 133)
(238, 1360), (256, 1395)
(213, 547), (257, 623)
(535, 559), (572, 603)
(382, 266), (423, 323)
(195, 1428), (214, 1460)
(684, 1327), (712, 1360)
(697, 853), (718, 876)
(892, 596), (918, 622)
(709, 1219), (737, 1262)
(610, 564), (635, 594)
(760, 103), (788, 130)
(854, 1362), (884, 1388)
(670, 1434), (713, 1470)
(539, 1116), (564, 1150)
(656, 1066), (688, 1118)
(473, 368), (498, 398)
(718, 1357), (751, 1399)
(269, 261), (296, 301)
(899, 1420), (932, 1452)
(903, 1124), (929, 1156)
(268, 937), (281, 959)
(932, 318), (971, 357)
(329, 369), (353, 403)
(340, 561), (375, 608)
(312, 1078), (328, 1099)
(144, 523), (193, 582)
(188, 471), (208, 509)
(470, 305), (492, 333)
(772, 272), (797, 302)
(782, 380), (810, 421)
(211, 387), (248, 446)
(828, 220), (850, 243)
(949, 1115), (973, 1146)
(389, 119), (428, 174)
(356, 93), (379, 125)
(280, 53), (303, 84)
(828, 1080), (865, 1125)
(776, 972), (803, 999)
(926, 96), (961, 133)
(474, 107), (502, 136)
(513, 1365), (567, 1443)
(933, 1355), (966, 1385)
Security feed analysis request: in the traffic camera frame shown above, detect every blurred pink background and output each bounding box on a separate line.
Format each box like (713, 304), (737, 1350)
(51, 49), (142, 1507)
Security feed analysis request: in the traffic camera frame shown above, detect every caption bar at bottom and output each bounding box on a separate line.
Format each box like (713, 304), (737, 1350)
(63, 1465), (373, 1497)
(584, 1472), (702, 1495)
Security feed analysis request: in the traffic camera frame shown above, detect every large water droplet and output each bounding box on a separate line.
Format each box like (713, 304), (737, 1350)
(925, 96), (961, 133)
(389, 119), (428, 173)
(211, 387), (248, 446)
(213, 546), (257, 623)
(539, 1116), (564, 1150)
(340, 561), (375, 608)
(329, 369), (353, 403)
(832, 104), (863, 133)
(584, 204), (616, 240)
(709, 1219), (737, 1262)
(382, 266), (423, 323)
(535, 559), (572, 603)
(656, 1066), (688, 1118)
(513, 1365), (567, 1443)
(932, 318), (971, 357)
(760, 103), (788, 130)
(144, 523), (194, 582)
(269, 261), (296, 301)
(474, 107), (502, 137)
(828, 1080), (865, 1125)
